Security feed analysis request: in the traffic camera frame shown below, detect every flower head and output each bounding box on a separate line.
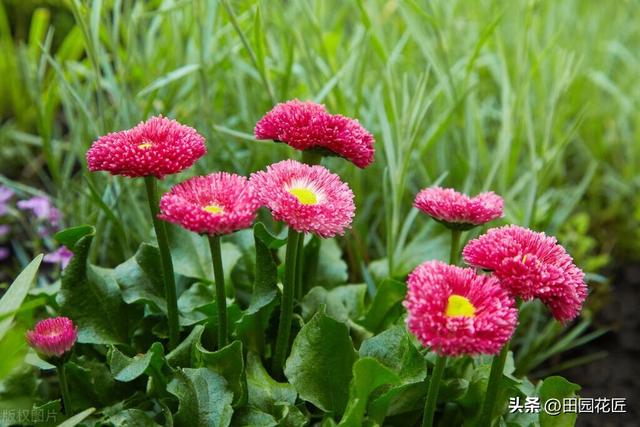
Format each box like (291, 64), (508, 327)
(414, 187), (504, 230)
(0, 186), (13, 216)
(87, 116), (206, 179)
(17, 196), (61, 227)
(44, 246), (74, 269)
(26, 317), (77, 358)
(159, 173), (259, 236)
(254, 100), (375, 168)
(404, 261), (517, 356)
(0, 186), (13, 203)
(0, 247), (9, 261)
(250, 160), (355, 237)
(463, 225), (587, 322)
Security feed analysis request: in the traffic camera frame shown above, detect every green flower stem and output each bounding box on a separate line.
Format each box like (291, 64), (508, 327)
(57, 363), (72, 415)
(271, 228), (302, 374)
(449, 229), (462, 265)
(208, 235), (228, 349)
(420, 228), (462, 425)
(294, 235), (305, 300)
(422, 354), (447, 427)
(294, 152), (320, 302)
(144, 176), (179, 350)
(478, 342), (510, 426)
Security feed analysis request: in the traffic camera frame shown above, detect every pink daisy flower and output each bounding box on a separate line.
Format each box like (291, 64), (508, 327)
(404, 261), (517, 356)
(26, 317), (78, 358)
(159, 173), (259, 236)
(254, 100), (375, 168)
(87, 116), (206, 179)
(414, 187), (504, 229)
(250, 160), (355, 238)
(462, 225), (587, 322)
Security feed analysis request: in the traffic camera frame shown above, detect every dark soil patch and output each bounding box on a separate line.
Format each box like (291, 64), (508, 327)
(564, 264), (639, 427)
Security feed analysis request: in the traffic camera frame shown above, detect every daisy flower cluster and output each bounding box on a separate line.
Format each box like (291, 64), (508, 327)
(77, 102), (371, 357)
(405, 185), (588, 357)
(84, 104), (370, 239)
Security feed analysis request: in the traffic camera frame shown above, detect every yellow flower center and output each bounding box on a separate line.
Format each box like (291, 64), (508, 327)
(445, 295), (476, 317)
(288, 187), (318, 205)
(203, 204), (224, 215)
(138, 140), (153, 149)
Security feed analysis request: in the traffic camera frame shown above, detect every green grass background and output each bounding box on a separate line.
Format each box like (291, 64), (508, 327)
(1, 0), (638, 277)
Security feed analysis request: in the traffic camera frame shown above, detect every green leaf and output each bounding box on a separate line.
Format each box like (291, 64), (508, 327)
(369, 382), (426, 420)
(0, 366), (38, 410)
(115, 243), (166, 313)
(253, 222), (287, 249)
(275, 403), (308, 427)
(56, 407), (96, 427)
(57, 226), (136, 344)
(246, 352), (296, 411)
(33, 399), (62, 427)
(167, 368), (234, 427)
(234, 223), (279, 352)
(102, 409), (161, 427)
(284, 308), (357, 416)
(137, 63), (201, 97)
(168, 226), (241, 283)
(279, 237), (346, 288)
(54, 225), (95, 248)
(0, 254), (43, 341)
(167, 324), (205, 368)
(362, 278), (406, 332)
(358, 326), (426, 384)
(539, 376), (580, 427)
(65, 357), (129, 409)
(338, 357), (401, 427)
(252, 223), (280, 300)
(232, 407), (278, 427)
(301, 285), (367, 323)
(178, 282), (214, 326)
(193, 340), (247, 406)
(0, 320), (30, 380)
(314, 239), (349, 288)
(243, 353), (307, 426)
(456, 364), (491, 423)
(108, 342), (165, 382)
(300, 235), (321, 292)
(177, 283), (243, 330)
(359, 327), (428, 424)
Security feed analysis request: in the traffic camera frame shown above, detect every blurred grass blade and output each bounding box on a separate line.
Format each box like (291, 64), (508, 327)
(0, 255), (43, 341)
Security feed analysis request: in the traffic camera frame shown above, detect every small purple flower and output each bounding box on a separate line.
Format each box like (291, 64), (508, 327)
(0, 247), (9, 261)
(0, 224), (9, 238)
(0, 186), (13, 203)
(17, 196), (61, 229)
(17, 196), (52, 218)
(0, 186), (14, 216)
(44, 246), (73, 269)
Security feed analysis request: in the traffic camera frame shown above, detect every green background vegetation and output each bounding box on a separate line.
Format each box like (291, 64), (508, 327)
(2, 0), (637, 276)
(0, 1), (638, 424)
